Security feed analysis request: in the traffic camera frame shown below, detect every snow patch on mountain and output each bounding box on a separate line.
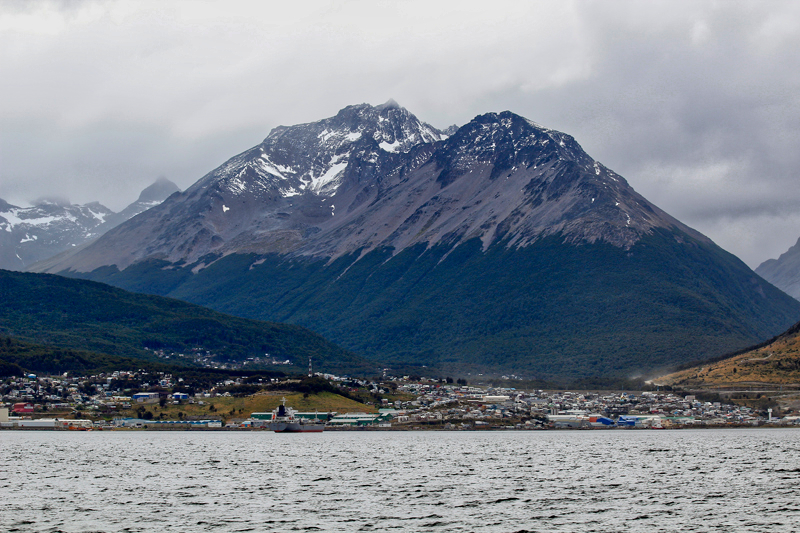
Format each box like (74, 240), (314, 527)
(258, 154), (295, 179)
(379, 140), (401, 152)
(309, 160), (348, 195)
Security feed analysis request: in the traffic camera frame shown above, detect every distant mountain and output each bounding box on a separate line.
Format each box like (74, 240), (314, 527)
(0, 178), (179, 270)
(0, 198), (113, 270)
(0, 269), (375, 376)
(756, 238), (800, 301)
(36, 102), (800, 382)
(98, 177), (180, 231)
(37, 102), (450, 270)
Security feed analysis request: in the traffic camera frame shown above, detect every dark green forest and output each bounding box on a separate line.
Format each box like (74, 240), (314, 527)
(0, 270), (377, 376)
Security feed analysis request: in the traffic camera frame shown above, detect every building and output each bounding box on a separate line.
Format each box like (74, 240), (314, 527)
(327, 412), (394, 427)
(12, 403), (34, 413)
(16, 419), (56, 428)
(131, 392), (160, 403)
(251, 411), (330, 422)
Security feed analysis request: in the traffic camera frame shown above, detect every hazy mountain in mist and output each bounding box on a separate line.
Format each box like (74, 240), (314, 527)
(756, 238), (800, 301)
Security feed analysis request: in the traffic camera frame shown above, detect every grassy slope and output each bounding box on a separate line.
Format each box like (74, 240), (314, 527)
(0, 269), (377, 376)
(656, 321), (800, 387)
(75, 230), (800, 382)
(144, 391), (376, 421)
(41, 391), (375, 424)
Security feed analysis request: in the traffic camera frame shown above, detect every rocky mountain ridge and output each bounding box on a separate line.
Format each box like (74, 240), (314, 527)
(38, 103), (704, 273)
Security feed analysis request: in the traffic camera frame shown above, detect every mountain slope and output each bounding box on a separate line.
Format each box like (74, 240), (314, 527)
(35, 103), (800, 381)
(99, 177), (180, 231)
(80, 229), (800, 381)
(756, 237), (800, 301)
(656, 319), (800, 387)
(0, 334), (170, 376)
(0, 269), (375, 375)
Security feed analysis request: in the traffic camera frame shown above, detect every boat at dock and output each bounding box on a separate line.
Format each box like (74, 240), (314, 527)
(268, 398), (325, 433)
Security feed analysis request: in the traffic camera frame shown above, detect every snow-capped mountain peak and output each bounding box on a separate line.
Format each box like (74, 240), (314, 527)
(36, 103), (712, 274)
(197, 101), (446, 200)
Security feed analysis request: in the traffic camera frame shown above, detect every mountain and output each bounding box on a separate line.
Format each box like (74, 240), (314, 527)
(37, 102), (450, 271)
(33, 103), (702, 271)
(36, 102), (800, 382)
(656, 319), (800, 388)
(0, 269), (375, 376)
(0, 198), (114, 270)
(98, 177), (180, 231)
(0, 178), (179, 271)
(756, 238), (800, 301)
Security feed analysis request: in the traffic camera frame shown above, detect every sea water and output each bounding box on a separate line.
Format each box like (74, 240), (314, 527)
(1, 429), (799, 532)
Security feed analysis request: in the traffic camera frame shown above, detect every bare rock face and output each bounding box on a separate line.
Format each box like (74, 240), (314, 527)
(757, 238), (800, 300)
(38, 103), (704, 273)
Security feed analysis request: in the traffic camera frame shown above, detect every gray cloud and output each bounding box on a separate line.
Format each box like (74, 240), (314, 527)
(1, 0), (799, 267)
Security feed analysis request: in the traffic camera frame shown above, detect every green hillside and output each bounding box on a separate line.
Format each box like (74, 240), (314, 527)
(0, 270), (377, 376)
(73, 229), (800, 383)
(0, 335), (167, 376)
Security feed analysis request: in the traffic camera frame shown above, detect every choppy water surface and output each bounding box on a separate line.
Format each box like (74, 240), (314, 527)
(1, 429), (799, 532)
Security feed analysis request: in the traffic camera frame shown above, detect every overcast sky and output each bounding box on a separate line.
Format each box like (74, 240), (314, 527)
(1, 0), (799, 268)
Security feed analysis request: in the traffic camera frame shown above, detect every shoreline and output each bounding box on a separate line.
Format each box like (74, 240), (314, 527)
(3, 423), (797, 432)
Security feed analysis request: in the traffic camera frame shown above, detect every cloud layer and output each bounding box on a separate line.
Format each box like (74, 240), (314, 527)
(2, 0), (799, 267)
